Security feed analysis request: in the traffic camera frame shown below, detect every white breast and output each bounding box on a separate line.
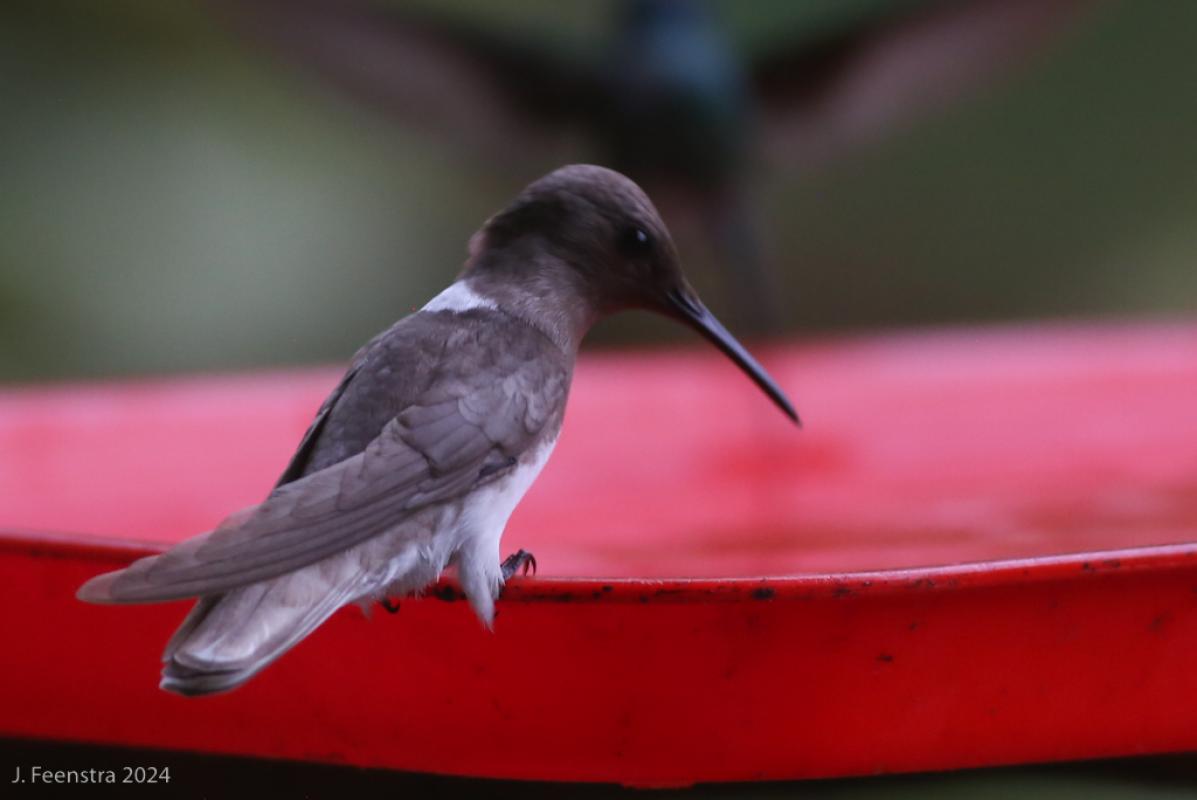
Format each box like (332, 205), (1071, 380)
(421, 280), (497, 313)
(453, 434), (559, 627)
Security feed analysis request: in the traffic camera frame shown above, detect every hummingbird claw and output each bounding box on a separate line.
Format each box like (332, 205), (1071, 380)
(379, 598), (401, 614)
(501, 549), (537, 581)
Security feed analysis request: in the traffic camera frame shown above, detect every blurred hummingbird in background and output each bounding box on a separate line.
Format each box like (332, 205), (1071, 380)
(77, 165), (797, 695)
(206, 0), (1094, 333)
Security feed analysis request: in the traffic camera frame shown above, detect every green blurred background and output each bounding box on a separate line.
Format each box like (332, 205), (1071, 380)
(1, 0), (1194, 795)
(2, 0), (1195, 384)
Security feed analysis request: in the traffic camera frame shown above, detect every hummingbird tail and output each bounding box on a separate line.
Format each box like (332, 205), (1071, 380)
(159, 570), (364, 696)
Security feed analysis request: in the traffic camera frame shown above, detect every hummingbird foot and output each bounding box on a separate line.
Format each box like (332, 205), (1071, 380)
(378, 598), (401, 614)
(500, 549), (537, 581)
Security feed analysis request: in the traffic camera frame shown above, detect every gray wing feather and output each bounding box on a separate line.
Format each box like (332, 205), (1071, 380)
(79, 317), (568, 604)
(274, 360), (362, 487)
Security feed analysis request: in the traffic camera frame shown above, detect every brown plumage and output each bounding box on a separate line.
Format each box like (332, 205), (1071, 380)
(77, 164), (796, 695)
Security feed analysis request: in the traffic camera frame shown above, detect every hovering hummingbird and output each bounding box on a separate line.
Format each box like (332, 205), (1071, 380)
(206, 0), (1094, 332)
(77, 165), (798, 696)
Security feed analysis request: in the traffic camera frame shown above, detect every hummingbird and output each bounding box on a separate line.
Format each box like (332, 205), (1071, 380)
(77, 164), (798, 696)
(205, 0), (1093, 333)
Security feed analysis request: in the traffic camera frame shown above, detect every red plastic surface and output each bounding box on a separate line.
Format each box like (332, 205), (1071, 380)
(1, 320), (1196, 785)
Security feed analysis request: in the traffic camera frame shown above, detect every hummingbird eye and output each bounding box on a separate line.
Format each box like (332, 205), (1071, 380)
(618, 226), (654, 258)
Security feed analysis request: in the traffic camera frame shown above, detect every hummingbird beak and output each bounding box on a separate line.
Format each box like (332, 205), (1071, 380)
(666, 288), (800, 425)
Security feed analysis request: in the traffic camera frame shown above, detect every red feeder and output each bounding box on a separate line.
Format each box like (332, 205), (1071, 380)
(1, 320), (1195, 786)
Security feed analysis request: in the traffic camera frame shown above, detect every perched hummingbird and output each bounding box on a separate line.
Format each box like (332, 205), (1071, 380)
(77, 165), (797, 695)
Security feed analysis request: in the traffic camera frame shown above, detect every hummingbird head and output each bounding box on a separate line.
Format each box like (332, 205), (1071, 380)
(466, 164), (798, 423)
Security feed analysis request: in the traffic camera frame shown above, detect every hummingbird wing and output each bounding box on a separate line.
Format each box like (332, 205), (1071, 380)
(273, 354), (365, 488)
(752, 0), (1093, 169)
(78, 311), (569, 603)
(205, 0), (602, 161)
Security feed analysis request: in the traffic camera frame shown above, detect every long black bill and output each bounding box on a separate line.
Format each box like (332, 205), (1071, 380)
(667, 289), (800, 425)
